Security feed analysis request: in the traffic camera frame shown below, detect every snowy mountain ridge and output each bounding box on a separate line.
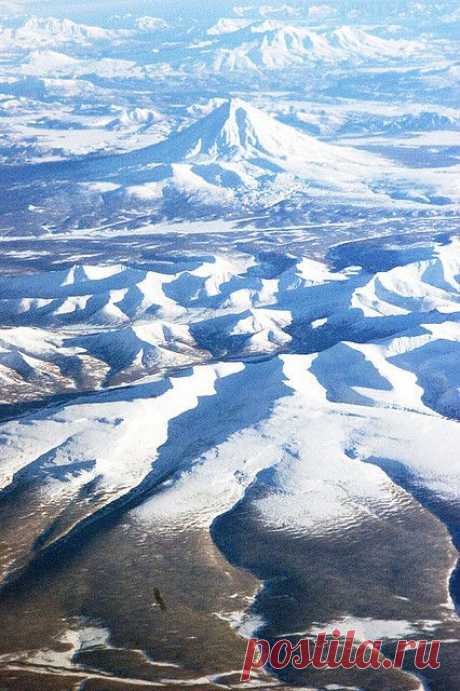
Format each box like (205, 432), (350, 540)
(194, 22), (428, 73)
(0, 16), (131, 49)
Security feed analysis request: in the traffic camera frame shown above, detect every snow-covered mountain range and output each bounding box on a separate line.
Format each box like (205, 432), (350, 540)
(1, 230), (460, 690)
(0, 16), (131, 49)
(197, 22), (428, 72)
(2, 237), (460, 412)
(1, 3), (460, 690)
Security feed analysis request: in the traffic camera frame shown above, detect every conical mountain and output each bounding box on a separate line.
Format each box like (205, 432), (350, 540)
(79, 98), (386, 205)
(125, 97), (380, 172)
